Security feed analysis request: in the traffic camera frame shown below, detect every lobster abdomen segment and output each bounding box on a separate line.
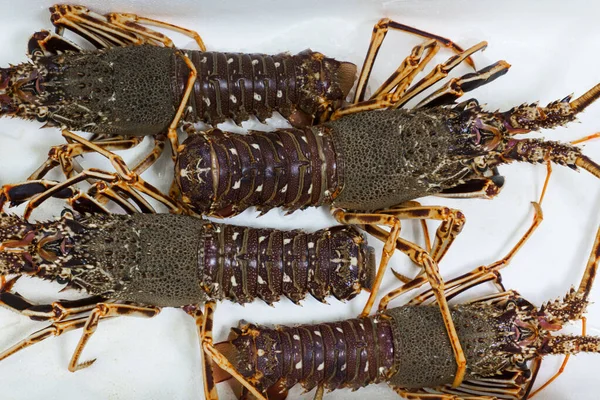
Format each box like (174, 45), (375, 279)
(176, 127), (340, 217)
(220, 315), (394, 393)
(199, 222), (374, 304)
(177, 50), (356, 125)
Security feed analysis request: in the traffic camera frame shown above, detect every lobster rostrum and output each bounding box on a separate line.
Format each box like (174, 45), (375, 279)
(211, 204), (600, 400)
(0, 210), (374, 398)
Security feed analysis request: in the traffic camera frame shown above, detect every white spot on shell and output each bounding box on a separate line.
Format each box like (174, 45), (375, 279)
(254, 93), (262, 101)
(258, 276), (265, 284)
(256, 184), (263, 192)
(203, 97), (211, 106)
(227, 58), (234, 64)
(252, 59), (259, 65)
(231, 276), (238, 287)
(283, 238), (292, 245)
(341, 363), (346, 371)
(308, 242), (314, 249)
(336, 327), (343, 333)
(283, 273), (292, 283)
(317, 362), (324, 371)
(277, 90), (283, 98)
(229, 148), (238, 156)
(257, 349), (265, 356)
(251, 143), (260, 149)
(232, 232), (239, 240)
(293, 334), (300, 341)
(274, 62), (281, 68)
(259, 236), (266, 243)
(307, 184), (313, 195)
(364, 361), (369, 372)
(281, 184), (288, 193)
(295, 361), (302, 370)
(351, 257), (358, 266)
(230, 95), (237, 104)
(201, 57), (207, 63)
(232, 180), (241, 189)
(314, 330), (321, 336)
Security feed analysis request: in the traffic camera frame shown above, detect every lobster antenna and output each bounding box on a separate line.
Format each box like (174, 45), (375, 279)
(570, 83), (600, 113)
(576, 155), (600, 180)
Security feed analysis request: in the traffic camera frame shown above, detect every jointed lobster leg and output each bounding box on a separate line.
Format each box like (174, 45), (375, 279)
(369, 38), (441, 102)
(49, 4), (206, 50)
(194, 301), (268, 400)
(416, 60), (511, 108)
(332, 208), (467, 388)
(0, 276), (104, 322)
(28, 29), (82, 58)
(27, 135), (146, 181)
(354, 17), (476, 103)
(333, 41), (487, 119)
(67, 303), (161, 372)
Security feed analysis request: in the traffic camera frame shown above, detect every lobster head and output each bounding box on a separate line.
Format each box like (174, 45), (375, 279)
(0, 62), (49, 122)
(0, 211), (75, 280)
(449, 95), (584, 168)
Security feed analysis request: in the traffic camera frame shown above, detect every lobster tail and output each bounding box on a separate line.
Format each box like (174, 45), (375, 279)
(198, 223), (375, 305)
(217, 315), (394, 395)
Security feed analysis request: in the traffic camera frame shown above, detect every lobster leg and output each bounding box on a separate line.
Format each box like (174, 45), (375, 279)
(67, 303), (161, 372)
(28, 30), (82, 58)
(105, 11), (206, 50)
(369, 38), (441, 102)
(186, 303), (218, 400)
(354, 18), (476, 103)
(333, 41), (487, 119)
(416, 60), (511, 108)
(0, 292), (104, 323)
(332, 209), (467, 388)
(0, 314), (101, 363)
(17, 169), (164, 219)
(29, 130), (181, 212)
(49, 4), (205, 50)
(0, 276), (104, 322)
(199, 302), (268, 400)
(27, 134), (146, 181)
